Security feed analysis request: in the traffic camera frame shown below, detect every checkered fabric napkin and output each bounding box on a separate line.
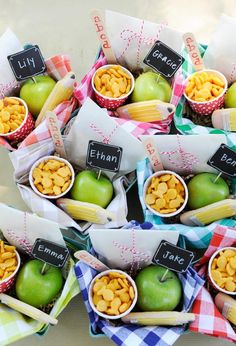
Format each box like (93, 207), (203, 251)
(74, 225), (205, 346)
(45, 54), (72, 80)
(174, 45), (236, 146)
(190, 225), (236, 343)
(9, 138), (129, 233)
(136, 158), (236, 249)
(0, 54), (77, 151)
(73, 51), (181, 137)
(0, 259), (80, 346)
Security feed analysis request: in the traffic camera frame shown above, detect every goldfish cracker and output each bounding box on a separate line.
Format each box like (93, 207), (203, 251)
(145, 174), (185, 215)
(0, 240), (17, 282)
(210, 248), (236, 292)
(93, 65), (132, 99)
(32, 158), (72, 197)
(0, 98), (26, 134)
(91, 271), (135, 316)
(185, 71), (225, 102)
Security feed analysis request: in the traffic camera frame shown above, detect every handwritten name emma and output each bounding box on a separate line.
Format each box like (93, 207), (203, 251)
(162, 251), (184, 264)
(38, 245), (65, 260)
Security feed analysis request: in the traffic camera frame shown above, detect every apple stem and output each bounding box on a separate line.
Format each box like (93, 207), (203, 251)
(160, 268), (169, 282)
(31, 77), (37, 84)
(97, 170), (102, 180)
(41, 262), (47, 275)
(213, 172), (222, 183)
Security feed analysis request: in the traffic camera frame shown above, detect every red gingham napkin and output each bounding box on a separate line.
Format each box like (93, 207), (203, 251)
(0, 55), (77, 151)
(45, 54), (72, 80)
(18, 98), (77, 149)
(190, 225), (236, 343)
(73, 51), (183, 137)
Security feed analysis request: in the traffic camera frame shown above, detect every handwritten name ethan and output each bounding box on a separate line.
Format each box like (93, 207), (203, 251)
(38, 244), (65, 260)
(90, 148), (118, 163)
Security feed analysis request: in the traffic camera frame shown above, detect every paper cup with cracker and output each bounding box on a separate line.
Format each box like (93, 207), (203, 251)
(184, 69), (227, 115)
(208, 246), (236, 296)
(143, 170), (188, 218)
(92, 64), (134, 110)
(88, 269), (137, 320)
(29, 155), (75, 199)
(0, 97), (35, 142)
(0, 240), (21, 293)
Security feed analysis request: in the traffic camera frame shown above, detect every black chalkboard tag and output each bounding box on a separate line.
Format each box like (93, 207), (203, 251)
(152, 240), (194, 273)
(143, 40), (185, 78)
(207, 143), (236, 177)
(86, 140), (123, 172)
(32, 239), (69, 268)
(7, 45), (46, 81)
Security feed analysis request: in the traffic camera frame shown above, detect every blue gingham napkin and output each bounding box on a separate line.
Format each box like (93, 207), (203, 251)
(137, 158), (236, 249)
(74, 223), (205, 346)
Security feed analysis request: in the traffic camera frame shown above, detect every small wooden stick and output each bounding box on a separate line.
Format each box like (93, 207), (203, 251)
(91, 9), (117, 64)
(183, 32), (204, 71)
(213, 172), (222, 183)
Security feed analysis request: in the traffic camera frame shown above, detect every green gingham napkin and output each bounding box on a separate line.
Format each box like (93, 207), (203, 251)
(174, 45), (236, 147)
(0, 260), (79, 346)
(136, 158), (236, 249)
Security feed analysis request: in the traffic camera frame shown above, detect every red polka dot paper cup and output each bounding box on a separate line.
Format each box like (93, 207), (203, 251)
(0, 248), (21, 293)
(92, 65), (134, 110)
(0, 97), (35, 143)
(184, 69), (227, 115)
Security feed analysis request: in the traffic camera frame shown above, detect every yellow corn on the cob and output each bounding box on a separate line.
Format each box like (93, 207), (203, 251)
(215, 293), (236, 326)
(180, 199), (236, 226)
(122, 311), (195, 326)
(56, 198), (115, 224)
(0, 293), (58, 325)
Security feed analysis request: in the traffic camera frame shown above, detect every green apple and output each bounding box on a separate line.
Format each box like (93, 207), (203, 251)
(187, 172), (230, 210)
(20, 75), (56, 117)
(135, 265), (182, 311)
(70, 170), (113, 208)
(131, 71), (172, 103)
(224, 82), (236, 108)
(15, 259), (63, 308)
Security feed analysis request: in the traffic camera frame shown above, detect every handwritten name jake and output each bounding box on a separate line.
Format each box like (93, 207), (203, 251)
(162, 250), (185, 265)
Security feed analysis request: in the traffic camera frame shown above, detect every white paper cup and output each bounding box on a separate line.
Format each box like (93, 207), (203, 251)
(143, 170), (188, 218)
(208, 247), (236, 296)
(88, 269), (137, 320)
(29, 155), (75, 199)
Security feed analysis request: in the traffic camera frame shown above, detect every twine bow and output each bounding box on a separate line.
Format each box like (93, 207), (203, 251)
(160, 135), (199, 174)
(113, 229), (151, 276)
(117, 20), (168, 68)
(7, 212), (32, 255)
(89, 122), (118, 144)
(0, 80), (19, 99)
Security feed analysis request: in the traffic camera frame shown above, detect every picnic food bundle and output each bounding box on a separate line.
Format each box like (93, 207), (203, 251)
(0, 9), (236, 346)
